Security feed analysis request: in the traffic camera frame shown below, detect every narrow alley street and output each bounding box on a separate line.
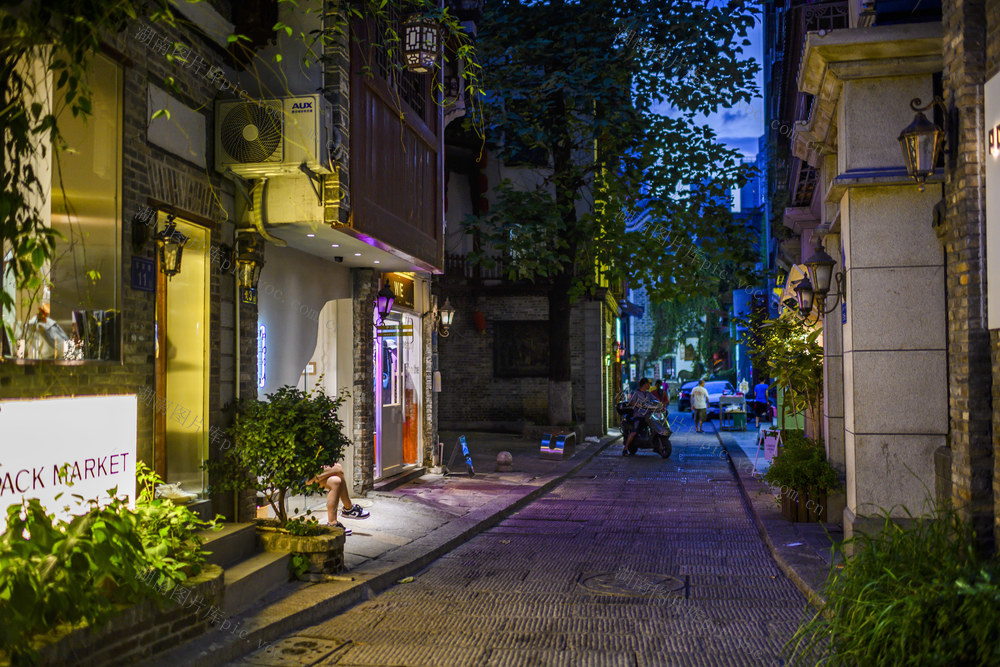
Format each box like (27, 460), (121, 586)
(234, 413), (813, 666)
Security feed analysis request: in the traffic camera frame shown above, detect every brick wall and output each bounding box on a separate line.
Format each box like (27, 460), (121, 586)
(942, 0), (995, 547)
(35, 565), (224, 666)
(987, 0), (1000, 547)
(436, 287), (600, 431)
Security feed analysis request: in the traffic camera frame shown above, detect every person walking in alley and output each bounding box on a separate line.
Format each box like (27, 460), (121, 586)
(691, 379), (709, 433)
(309, 463), (369, 535)
(752, 379), (770, 426)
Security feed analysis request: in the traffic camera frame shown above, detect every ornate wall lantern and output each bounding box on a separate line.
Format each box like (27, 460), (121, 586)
(376, 282), (395, 324)
(898, 97), (947, 192)
(403, 13), (440, 73)
(439, 297), (455, 337)
(236, 235), (264, 304)
(794, 244), (847, 323)
(156, 216), (187, 279)
(793, 277), (815, 319)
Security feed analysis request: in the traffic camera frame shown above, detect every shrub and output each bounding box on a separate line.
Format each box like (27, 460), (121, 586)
(762, 431), (841, 495)
(209, 383), (352, 524)
(788, 507), (1000, 666)
(0, 463), (216, 665)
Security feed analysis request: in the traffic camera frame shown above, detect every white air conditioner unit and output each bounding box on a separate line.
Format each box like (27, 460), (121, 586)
(215, 95), (333, 177)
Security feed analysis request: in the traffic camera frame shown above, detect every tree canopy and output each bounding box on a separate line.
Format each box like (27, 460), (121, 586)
(464, 0), (762, 304)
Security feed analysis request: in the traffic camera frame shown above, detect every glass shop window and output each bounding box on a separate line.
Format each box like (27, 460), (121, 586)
(1, 53), (122, 362)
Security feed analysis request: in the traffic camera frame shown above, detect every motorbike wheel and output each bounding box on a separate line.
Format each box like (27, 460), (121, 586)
(657, 436), (672, 458)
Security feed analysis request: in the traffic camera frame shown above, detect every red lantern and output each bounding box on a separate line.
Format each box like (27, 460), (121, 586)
(473, 310), (487, 333)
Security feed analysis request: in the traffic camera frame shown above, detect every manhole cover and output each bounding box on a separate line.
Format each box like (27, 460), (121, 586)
(241, 637), (345, 666)
(578, 571), (685, 597)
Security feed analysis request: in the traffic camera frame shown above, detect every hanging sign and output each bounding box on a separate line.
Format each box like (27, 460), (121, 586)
(383, 273), (415, 310)
(376, 323), (413, 338)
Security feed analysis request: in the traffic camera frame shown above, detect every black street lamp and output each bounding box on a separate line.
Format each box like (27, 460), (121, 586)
(898, 97), (946, 192)
(156, 216), (187, 279)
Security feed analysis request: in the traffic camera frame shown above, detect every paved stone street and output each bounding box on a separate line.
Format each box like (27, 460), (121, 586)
(235, 414), (814, 666)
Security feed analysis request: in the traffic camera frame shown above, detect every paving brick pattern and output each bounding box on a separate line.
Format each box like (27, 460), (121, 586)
(237, 416), (813, 665)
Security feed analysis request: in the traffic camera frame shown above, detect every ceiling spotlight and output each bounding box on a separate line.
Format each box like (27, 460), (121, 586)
(374, 260), (381, 264)
(306, 233), (315, 238)
(331, 244), (340, 248)
(354, 253), (362, 257)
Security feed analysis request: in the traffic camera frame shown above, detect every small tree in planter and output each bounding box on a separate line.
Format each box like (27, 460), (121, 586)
(211, 384), (351, 525)
(763, 431), (842, 522)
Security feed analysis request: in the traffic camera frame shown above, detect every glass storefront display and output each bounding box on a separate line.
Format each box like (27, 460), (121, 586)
(2, 53), (122, 361)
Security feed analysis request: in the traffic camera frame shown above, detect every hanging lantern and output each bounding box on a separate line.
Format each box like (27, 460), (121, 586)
(376, 282), (395, 324)
(156, 217), (187, 279)
(403, 13), (440, 74)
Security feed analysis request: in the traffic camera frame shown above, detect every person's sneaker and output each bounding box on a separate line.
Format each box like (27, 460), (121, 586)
(333, 521), (352, 536)
(341, 504), (370, 520)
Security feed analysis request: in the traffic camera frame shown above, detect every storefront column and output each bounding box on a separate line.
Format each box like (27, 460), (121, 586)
(351, 268), (379, 495)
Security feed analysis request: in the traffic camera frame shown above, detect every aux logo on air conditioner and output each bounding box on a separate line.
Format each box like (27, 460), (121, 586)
(291, 101), (313, 113)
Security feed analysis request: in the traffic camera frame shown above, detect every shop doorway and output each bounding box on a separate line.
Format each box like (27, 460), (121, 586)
(154, 216), (210, 494)
(375, 311), (421, 479)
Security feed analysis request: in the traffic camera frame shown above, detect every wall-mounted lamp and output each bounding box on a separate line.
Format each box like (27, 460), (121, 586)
(236, 234), (264, 304)
(402, 13), (440, 73)
(156, 216), (187, 279)
(898, 96), (948, 192)
(438, 297), (455, 337)
(794, 245), (846, 322)
(375, 282), (395, 324)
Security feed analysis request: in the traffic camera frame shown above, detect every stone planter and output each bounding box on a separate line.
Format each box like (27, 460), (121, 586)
(780, 489), (828, 523)
(255, 523), (346, 581)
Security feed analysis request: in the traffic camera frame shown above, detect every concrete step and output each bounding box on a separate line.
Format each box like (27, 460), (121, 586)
(373, 466), (426, 492)
(223, 551), (290, 617)
(200, 523), (257, 569)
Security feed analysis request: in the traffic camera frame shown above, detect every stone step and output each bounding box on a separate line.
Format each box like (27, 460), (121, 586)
(373, 466), (426, 492)
(200, 522), (257, 569)
(223, 551), (290, 617)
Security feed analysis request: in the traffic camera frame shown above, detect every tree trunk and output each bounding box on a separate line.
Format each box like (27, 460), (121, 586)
(548, 272), (573, 425)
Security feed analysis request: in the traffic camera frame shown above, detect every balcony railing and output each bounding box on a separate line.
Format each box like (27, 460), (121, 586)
(445, 253), (508, 280)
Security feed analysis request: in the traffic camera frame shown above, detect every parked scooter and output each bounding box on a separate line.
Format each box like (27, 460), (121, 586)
(616, 403), (672, 458)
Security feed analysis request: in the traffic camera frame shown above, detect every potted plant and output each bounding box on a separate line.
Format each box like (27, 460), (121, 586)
(762, 431), (842, 522)
(209, 383), (352, 579)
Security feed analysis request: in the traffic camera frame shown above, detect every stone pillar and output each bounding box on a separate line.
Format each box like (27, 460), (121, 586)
(351, 268), (378, 495)
(821, 233), (847, 524)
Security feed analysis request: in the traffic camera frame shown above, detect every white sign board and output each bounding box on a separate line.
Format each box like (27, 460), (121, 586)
(0, 395), (137, 532)
(763, 430), (781, 460)
(986, 72), (1000, 329)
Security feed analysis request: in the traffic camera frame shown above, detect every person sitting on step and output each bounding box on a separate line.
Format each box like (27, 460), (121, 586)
(309, 462), (369, 535)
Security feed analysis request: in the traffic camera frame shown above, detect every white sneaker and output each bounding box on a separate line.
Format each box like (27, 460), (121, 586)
(155, 483), (197, 504)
